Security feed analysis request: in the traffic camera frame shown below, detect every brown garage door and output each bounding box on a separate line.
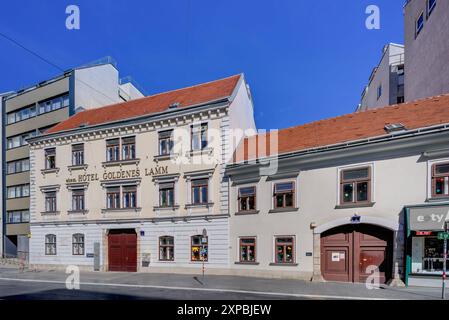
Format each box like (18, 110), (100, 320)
(321, 224), (392, 283)
(108, 230), (137, 272)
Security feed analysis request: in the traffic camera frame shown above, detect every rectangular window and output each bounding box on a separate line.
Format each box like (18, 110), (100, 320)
(416, 12), (424, 36)
(159, 130), (174, 156)
(7, 158), (29, 174)
(106, 187), (121, 209)
(191, 123), (208, 151)
(45, 191), (57, 212)
(240, 237), (256, 262)
(159, 236), (174, 261)
(159, 182), (175, 207)
(274, 182), (295, 209)
(191, 179), (208, 204)
(38, 94), (69, 115)
(7, 210), (30, 224)
(122, 136), (136, 160)
(106, 139), (120, 162)
(45, 234), (57, 255)
(72, 144), (84, 166)
(432, 163), (449, 198)
(72, 189), (85, 211)
(45, 148), (56, 169)
(72, 234), (85, 255)
(340, 167), (371, 204)
(122, 186), (137, 208)
(275, 237), (294, 264)
(7, 184), (30, 199)
(191, 235), (208, 262)
(238, 187), (256, 212)
(428, 0), (436, 16)
(377, 85), (382, 100)
(6, 104), (38, 125)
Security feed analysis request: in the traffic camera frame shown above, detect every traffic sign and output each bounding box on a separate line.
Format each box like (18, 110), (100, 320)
(438, 232), (449, 240)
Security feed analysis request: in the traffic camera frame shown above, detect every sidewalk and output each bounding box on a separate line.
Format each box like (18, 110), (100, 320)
(0, 265), (444, 300)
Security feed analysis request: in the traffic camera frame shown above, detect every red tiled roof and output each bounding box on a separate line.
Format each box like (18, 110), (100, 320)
(47, 74), (242, 134)
(234, 94), (449, 162)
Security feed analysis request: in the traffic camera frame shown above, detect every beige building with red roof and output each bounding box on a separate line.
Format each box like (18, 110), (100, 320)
(227, 94), (449, 287)
(27, 74), (256, 273)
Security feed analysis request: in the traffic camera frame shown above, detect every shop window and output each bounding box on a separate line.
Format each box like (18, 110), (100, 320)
(72, 233), (85, 255)
(340, 167), (371, 204)
(432, 163), (449, 197)
(45, 148), (56, 169)
(275, 236), (294, 264)
(274, 182), (295, 209)
(159, 236), (174, 261)
(191, 123), (208, 151)
(106, 139), (120, 162)
(159, 182), (175, 207)
(412, 235), (448, 273)
(45, 191), (57, 212)
(72, 144), (84, 166)
(239, 237), (256, 262)
(122, 136), (136, 160)
(238, 187), (256, 212)
(191, 179), (208, 204)
(159, 130), (174, 156)
(191, 235), (208, 262)
(45, 234), (57, 255)
(72, 189), (85, 211)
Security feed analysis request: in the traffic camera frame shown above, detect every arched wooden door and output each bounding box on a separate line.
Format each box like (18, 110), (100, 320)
(321, 224), (392, 283)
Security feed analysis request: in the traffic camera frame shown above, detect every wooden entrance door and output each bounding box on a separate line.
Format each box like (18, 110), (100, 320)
(321, 224), (392, 283)
(108, 231), (137, 272)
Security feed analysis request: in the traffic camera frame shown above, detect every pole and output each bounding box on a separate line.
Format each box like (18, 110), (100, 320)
(443, 222), (448, 300)
(202, 243), (205, 281)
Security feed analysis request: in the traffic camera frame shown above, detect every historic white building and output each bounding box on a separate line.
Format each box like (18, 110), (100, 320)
(28, 74), (256, 273)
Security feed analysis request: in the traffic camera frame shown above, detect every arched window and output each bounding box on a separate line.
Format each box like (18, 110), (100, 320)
(191, 235), (208, 262)
(45, 234), (56, 255)
(72, 233), (85, 255)
(159, 236), (174, 261)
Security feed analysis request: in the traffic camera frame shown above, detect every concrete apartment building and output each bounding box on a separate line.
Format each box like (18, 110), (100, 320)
(358, 44), (405, 111)
(228, 95), (449, 287)
(27, 74), (256, 273)
(404, 0), (449, 102)
(2, 57), (144, 259)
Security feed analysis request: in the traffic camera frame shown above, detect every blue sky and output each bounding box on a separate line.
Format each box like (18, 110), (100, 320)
(0, 0), (404, 130)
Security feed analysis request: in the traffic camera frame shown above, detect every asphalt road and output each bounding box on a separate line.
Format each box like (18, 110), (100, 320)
(0, 266), (444, 300)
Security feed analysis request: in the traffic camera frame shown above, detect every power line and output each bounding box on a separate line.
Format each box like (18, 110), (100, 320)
(0, 31), (121, 105)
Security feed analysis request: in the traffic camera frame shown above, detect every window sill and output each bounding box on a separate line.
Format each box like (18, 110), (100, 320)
(41, 168), (60, 174)
(234, 261), (260, 265)
(153, 205), (180, 211)
(185, 202), (214, 209)
(153, 153), (179, 162)
(187, 148), (213, 157)
(269, 262), (298, 267)
(101, 207), (142, 213)
(235, 210), (259, 216)
(68, 164), (88, 171)
(268, 207), (299, 214)
(426, 197), (449, 203)
(335, 202), (375, 209)
(102, 159), (140, 167)
(41, 211), (60, 216)
(67, 210), (89, 215)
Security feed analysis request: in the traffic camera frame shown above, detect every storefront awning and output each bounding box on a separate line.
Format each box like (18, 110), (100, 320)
(409, 205), (449, 231)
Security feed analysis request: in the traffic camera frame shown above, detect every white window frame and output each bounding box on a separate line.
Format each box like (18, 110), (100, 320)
(427, 158), (449, 199)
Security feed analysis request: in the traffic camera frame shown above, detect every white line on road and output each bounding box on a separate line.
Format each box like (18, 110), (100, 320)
(0, 277), (395, 300)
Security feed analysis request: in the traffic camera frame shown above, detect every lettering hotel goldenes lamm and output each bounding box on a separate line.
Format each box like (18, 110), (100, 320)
(66, 166), (168, 184)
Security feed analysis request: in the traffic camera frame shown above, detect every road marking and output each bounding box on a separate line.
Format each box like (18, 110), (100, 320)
(0, 277), (397, 300)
